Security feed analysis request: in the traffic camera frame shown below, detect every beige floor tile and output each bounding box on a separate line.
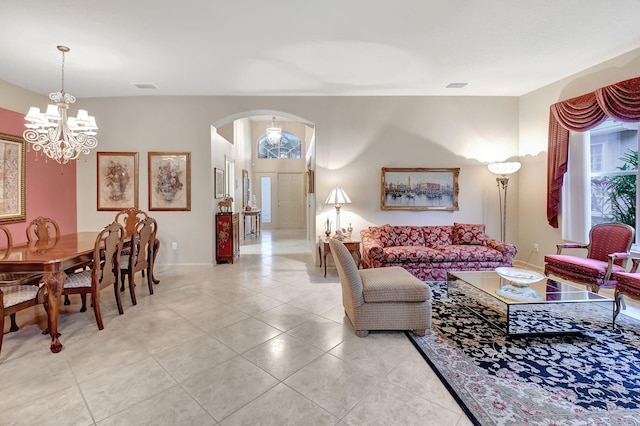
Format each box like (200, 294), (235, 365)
(97, 385), (216, 426)
(3, 385), (93, 426)
(133, 317), (207, 354)
(210, 317), (282, 353)
(284, 353), (380, 418)
(180, 356), (278, 421)
(231, 293), (284, 315)
(184, 303), (249, 332)
(154, 334), (237, 382)
(243, 333), (324, 380)
(220, 383), (338, 426)
(286, 316), (350, 351)
(255, 303), (317, 331)
(342, 381), (463, 426)
(80, 356), (176, 421)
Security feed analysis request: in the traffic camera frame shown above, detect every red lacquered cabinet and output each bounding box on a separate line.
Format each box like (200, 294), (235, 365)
(216, 212), (239, 264)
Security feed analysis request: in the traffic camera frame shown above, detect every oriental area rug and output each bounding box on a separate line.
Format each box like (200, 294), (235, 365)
(406, 282), (640, 425)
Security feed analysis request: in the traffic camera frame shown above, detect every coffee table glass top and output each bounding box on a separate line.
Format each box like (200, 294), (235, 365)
(448, 270), (612, 305)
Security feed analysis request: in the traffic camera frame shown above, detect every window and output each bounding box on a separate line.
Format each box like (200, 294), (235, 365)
(257, 131), (302, 159)
(588, 119), (639, 230)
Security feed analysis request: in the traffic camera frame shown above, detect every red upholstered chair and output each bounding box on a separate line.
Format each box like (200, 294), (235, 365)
(613, 259), (640, 320)
(544, 223), (634, 293)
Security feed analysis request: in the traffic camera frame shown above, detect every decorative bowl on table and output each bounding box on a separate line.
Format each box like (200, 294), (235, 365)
(495, 267), (545, 287)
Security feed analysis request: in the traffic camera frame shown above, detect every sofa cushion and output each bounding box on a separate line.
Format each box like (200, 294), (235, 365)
(360, 266), (431, 303)
(452, 223), (487, 246)
(422, 226), (453, 247)
(370, 224), (397, 248)
(392, 226), (425, 247)
(383, 246), (445, 263)
(435, 245), (503, 262)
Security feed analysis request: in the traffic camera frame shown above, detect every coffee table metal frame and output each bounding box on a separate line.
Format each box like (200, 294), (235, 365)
(447, 270), (616, 336)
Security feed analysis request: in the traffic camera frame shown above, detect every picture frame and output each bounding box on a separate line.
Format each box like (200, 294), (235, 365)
(0, 133), (26, 224)
(306, 169), (315, 194)
(214, 167), (225, 199)
(148, 151), (191, 211)
(96, 152), (139, 211)
(381, 167), (460, 211)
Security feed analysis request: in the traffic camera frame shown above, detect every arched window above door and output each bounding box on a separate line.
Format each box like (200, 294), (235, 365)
(257, 131), (302, 159)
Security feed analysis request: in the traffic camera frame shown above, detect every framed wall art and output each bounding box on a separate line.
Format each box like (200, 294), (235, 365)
(214, 167), (225, 199)
(381, 167), (460, 211)
(148, 151), (191, 211)
(242, 169), (249, 208)
(0, 133), (26, 224)
(97, 152), (139, 211)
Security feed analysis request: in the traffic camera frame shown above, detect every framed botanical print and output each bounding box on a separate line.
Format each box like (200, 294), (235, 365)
(97, 152), (139, 211)
(214, 167), (225, 199)
(148, 152), (191, 211)
(0, 133), (26, 223)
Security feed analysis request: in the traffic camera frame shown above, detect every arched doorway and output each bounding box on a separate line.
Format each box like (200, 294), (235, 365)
(210, 111), (316, 262)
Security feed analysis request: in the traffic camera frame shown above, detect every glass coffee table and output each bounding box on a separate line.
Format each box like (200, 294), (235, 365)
(447, 270), (615, 336)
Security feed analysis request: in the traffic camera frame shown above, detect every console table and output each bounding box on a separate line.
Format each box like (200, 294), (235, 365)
(216, 213), (239, 263)
(242, 209), (261, 239)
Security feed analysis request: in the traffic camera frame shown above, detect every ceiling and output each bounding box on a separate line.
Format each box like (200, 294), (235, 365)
(2, 1), (640, 98)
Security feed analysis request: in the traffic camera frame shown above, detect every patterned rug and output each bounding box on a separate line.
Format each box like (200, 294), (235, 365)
(406, 281), (640, 425)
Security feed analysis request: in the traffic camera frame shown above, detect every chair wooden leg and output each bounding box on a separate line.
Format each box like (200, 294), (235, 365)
(92, 292), (104, 330)
(0, 312), (4, 354)
(355, 330), (369, 337)
(80, 294), (87, 312)
(413, 329), (426, 337)
(64, 294), (71, 305)
(9, 313), (19, 332)
(114, 281), (124, 315)
(146, 266), (154, 295)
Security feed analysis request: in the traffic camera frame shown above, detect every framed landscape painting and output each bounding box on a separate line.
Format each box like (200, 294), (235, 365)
(381, 167), (460, 211)
(97, 152), (139, 211)
(148, 151), (191, 211)
(0, 133), (26, 223)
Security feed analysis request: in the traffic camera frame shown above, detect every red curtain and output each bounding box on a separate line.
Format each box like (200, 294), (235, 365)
(547, 76), (640, 227)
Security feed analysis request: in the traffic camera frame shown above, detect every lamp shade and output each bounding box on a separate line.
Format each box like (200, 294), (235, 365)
(488, 161), (521, 176)
(325, 186), (352, 205)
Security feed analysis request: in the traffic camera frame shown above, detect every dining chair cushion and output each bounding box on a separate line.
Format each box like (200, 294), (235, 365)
(63, 270), (94, 289)
(3, 285), (41, 308)
(544, 254), (626, 284)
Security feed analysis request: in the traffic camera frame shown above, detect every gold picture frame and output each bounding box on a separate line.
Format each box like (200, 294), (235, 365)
(148, 151), (191, 211)
(97, 152), (139, 211)
(0, 133), (26, 224)
(381, 167), (460, 211)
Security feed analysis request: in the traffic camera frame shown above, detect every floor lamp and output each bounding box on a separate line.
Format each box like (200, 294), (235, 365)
(325, 186), (352, 235)
(488, 162), (521, 242)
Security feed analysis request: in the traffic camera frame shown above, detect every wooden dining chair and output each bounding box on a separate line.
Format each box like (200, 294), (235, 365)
(26, 216), (60, 246)
(115, 208), (148, 241)
(1, 282), (46, 353)
(61, 222), (125, 330)
(0, 225), (44, 335)
(120, 217), (158, 305)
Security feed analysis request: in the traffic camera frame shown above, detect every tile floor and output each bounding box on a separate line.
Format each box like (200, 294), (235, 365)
(0, 230), (470, 426)
(3, 230), (638, 425)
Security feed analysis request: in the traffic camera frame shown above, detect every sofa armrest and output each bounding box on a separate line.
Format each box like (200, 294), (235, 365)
(486, 237), (517, 261)
(360, 230), (385, 268)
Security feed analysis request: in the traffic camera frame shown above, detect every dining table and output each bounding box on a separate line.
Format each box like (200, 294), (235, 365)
(0, 232), (100, 353)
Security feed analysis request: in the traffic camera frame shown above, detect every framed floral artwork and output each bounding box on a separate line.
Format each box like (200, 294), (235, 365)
(214, 167), (224, 199)
(148, 151), (191, 211)
(97, 152), (139, 211)
(0, 133), (26, 223)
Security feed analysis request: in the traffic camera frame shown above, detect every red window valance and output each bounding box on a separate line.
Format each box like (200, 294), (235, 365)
(547, 76), (640, 227)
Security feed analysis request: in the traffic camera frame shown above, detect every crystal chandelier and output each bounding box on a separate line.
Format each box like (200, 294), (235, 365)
(266, 116), (282, 145)
(23, 45), (98, 164)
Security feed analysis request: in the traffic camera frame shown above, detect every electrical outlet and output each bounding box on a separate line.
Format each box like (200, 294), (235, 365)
(533, 243), (539, 252)
(172, 242), (178, 250)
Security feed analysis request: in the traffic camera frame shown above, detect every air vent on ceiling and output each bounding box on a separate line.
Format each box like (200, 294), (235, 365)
(445, 83), (468, 89)
(131, 82), (158, 90)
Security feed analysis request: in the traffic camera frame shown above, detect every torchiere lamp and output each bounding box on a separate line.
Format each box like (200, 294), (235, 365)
(488, 161), (521, 242)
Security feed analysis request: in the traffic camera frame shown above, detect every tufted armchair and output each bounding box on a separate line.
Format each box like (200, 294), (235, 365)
(329, 238), (431, 337)
(544, 223), (634, 293)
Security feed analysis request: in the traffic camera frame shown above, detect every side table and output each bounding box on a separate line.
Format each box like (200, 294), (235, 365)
(319, 236), (361, 277)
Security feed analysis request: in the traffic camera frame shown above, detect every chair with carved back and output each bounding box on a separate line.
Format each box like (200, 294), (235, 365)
(120, 217), (158, 305)
(544, 222), (635, 293)
(60, 222), (125, 330)
(26, 216), (60, 246)
(0, 225), (44, 342)
(115, 208), (148, 245)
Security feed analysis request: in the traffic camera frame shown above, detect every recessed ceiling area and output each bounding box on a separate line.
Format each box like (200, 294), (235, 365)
(1, 1), (639, 98)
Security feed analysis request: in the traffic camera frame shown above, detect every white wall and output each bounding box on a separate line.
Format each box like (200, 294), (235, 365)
(518, 47), (640, 269)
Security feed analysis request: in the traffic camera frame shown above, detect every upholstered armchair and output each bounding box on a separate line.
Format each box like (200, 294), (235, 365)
(328, 238), (431, 337)
(544, 223), (634, 293)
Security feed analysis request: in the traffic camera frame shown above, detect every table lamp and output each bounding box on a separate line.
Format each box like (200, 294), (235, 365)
(325, 186), (351, 235)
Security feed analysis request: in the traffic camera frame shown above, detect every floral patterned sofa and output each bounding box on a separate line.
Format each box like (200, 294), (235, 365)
(360, 223), (517, 281)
